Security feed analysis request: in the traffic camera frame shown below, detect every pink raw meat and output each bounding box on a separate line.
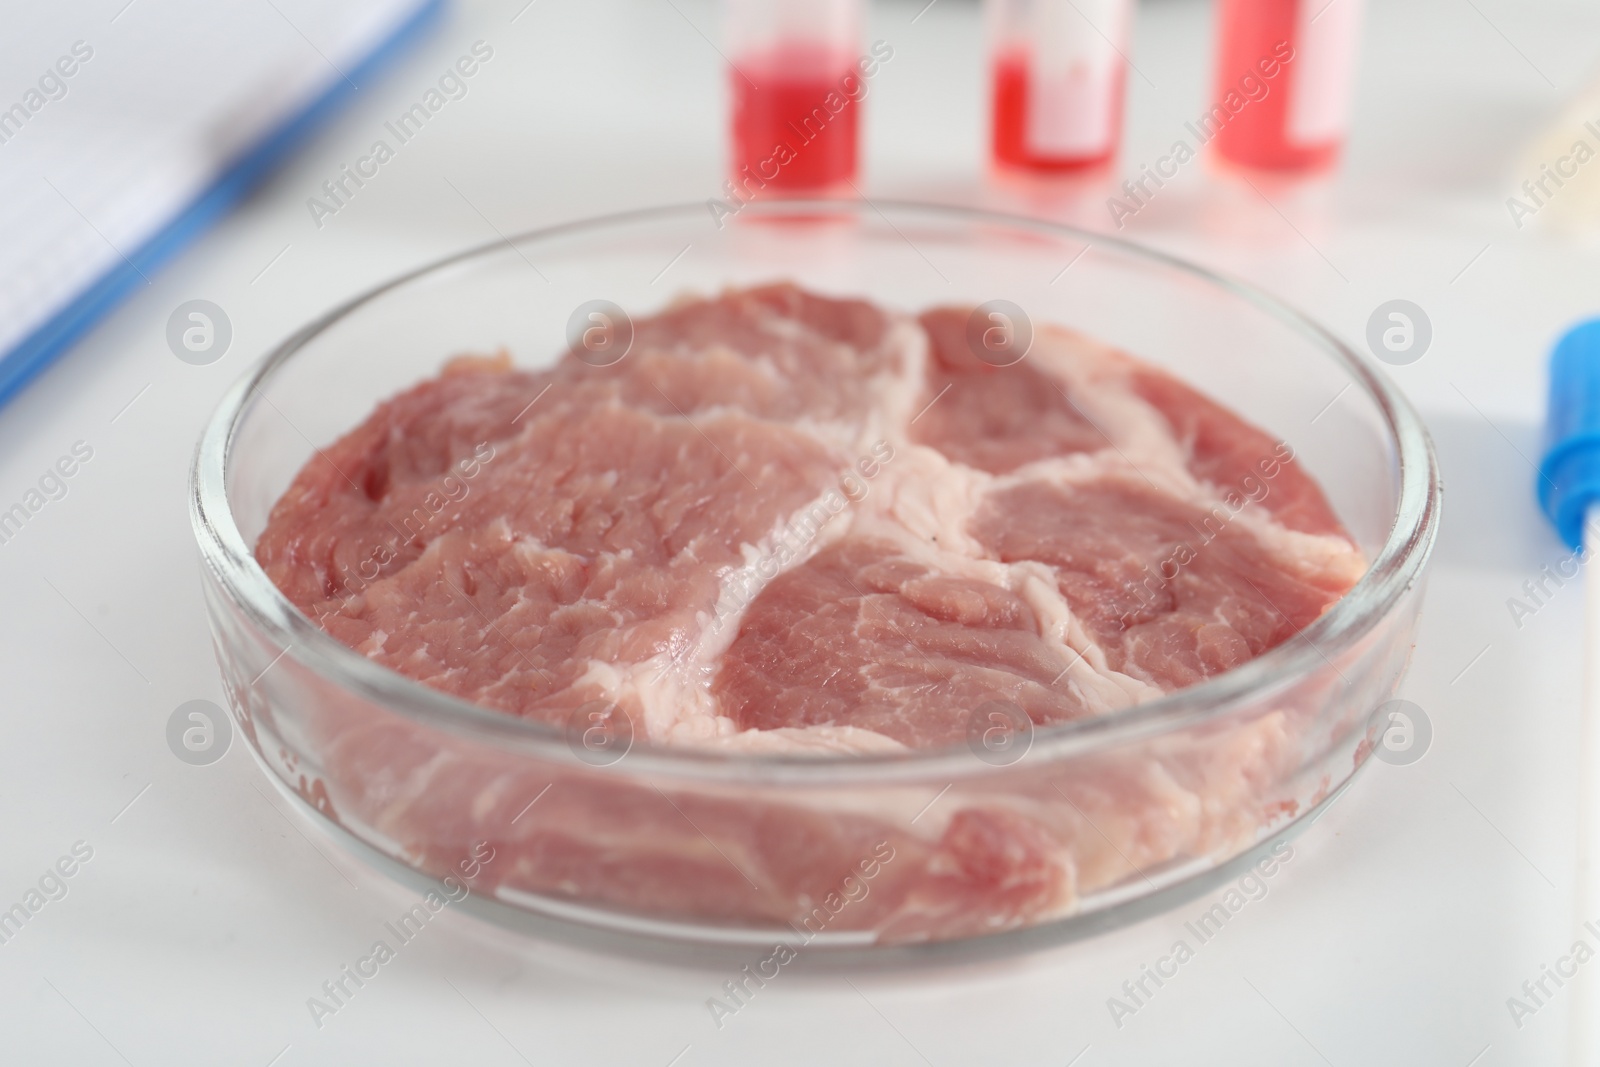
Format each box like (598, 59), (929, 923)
(713, 537), (1095, 746)
(257, 284), (898, 725)
(909, 306), (1107, 473)
(970, 476), (1346, 690)
(253, 283), (1365, 942)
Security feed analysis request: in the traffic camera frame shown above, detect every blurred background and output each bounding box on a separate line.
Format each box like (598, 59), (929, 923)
(0, 0), (1596, 1063)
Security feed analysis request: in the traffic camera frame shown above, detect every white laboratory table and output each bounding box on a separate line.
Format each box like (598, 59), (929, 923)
(0, 0), (1594, 1062)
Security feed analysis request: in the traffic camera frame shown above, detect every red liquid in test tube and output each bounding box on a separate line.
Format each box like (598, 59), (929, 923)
(727, 0), (863, 198)
(1211, 0), (1363, 173)
(731, 43), (859, 194)
(988, 0), (1132, 174)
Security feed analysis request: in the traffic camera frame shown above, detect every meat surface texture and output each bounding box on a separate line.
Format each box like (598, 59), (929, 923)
(255, 283), (1366, 941)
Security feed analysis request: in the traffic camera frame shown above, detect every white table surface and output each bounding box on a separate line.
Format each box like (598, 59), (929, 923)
(0, 0), (1593, 1062)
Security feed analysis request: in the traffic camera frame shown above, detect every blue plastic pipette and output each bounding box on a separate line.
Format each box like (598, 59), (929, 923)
(1539, 318), (1600, 1065)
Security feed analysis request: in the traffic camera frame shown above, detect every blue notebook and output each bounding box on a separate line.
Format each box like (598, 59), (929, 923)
(0, 0), (445, 410)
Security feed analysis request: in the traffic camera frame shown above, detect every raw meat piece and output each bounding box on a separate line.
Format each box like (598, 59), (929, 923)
(970, 475), (1352, 690)
(265, 389), (843, 723)
(253, 283), (1366, 942)
(712, 537), (1094, 746)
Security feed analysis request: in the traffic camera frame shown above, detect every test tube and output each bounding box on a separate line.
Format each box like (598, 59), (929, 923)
(988, 0), (1133, 175)
(1210, 0), (1364, 173)
(726, 0), (863, 199)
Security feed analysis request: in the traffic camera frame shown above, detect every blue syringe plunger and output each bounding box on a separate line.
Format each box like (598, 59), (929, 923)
(1540, 319), (1600, 550)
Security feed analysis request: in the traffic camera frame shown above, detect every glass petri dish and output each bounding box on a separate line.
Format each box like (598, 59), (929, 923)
(190, 200), (1440, 950)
